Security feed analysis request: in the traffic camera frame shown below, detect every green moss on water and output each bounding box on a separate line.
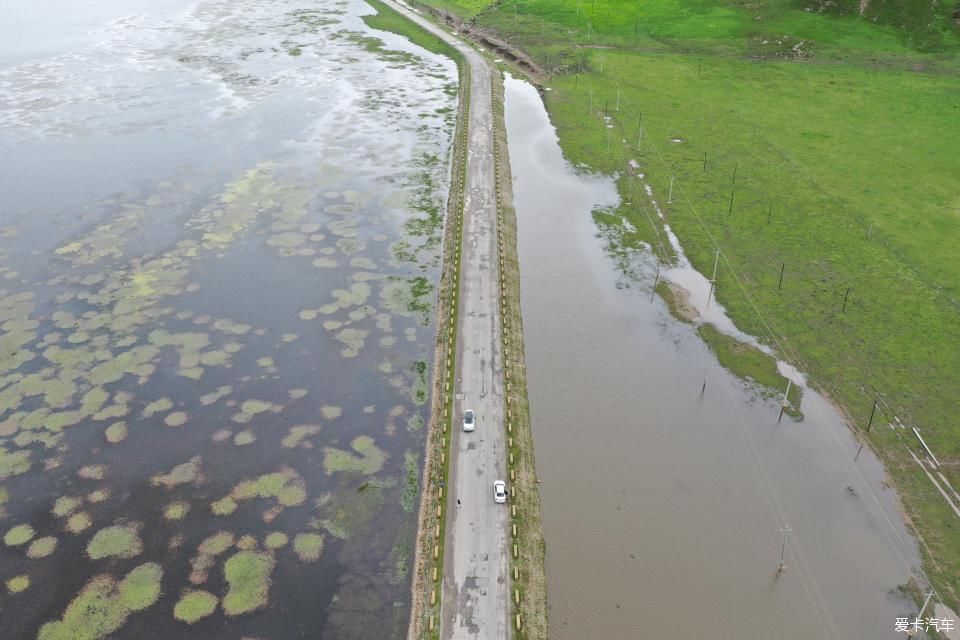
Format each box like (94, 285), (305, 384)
(173, 589), (217, 624)
(0, 445), (31, 479)
(323, 436), (387, 475)
(7, 574), (29, 593)
(198, 532), (235, 557)
(4, 523), (35, 546)
(264, 532), (288, 549)
(222, 551), (275, 616)
(151, 457), (202, 488)
(313, 479), (387, 540)
(163, 501), (190, 521)
(200, 386), (232, 405)
(292, 533), (324, 562)
(281, 425), (320, 449)
(27, 536), (58, 559)
(38, 562), (162, 640)
(401, 450), (419, 513)
(164, 411), (188, 427)
(227, 468), (307, 509)
(320, 405), (342, 420)
(142, 398), (173, 418)
(233, 431), (256, 446)
(53, 496), (82, 518)
(66, 512), (92, 534)
(334, 328), (368, 358)
(211, 497), (238, 516)
(410, 359), (428, 405)
(104, 422), (127, 444)
(87, 524), (142, 560)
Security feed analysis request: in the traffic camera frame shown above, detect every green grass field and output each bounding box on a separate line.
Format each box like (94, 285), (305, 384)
(409, 0), (960, 613)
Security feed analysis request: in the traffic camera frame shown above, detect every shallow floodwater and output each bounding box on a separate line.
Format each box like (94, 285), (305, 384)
(506, 75), (925, 639)
(0, 1), (456, 637)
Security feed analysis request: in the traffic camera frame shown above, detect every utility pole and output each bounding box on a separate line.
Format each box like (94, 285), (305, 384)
(778, 526), (792, 573)
(707, 248), (719, 308)
(616, 87), (621, 111)
(866, 397), (878, 432)
(778, 379), (793, 422)
(668, 175), (674, 204)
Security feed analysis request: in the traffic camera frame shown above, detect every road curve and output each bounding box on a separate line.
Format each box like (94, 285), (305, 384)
(378, 2), (508, 639)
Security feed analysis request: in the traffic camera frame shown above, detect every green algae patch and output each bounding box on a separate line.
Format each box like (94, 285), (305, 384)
(0, 445), (31, 479)
(211, 497), (238, 516)
(200, 386), (232, 406)
(152, 457), (202, 488)
(163, 501), (190, 521)
(222, 551), (275, 616)
(7, 574), (29, 593)
(334, 328), (368, 358)
(233, 430), (256, 446)
(401, 450), (419, 513)
(288, 387), (308, 399)
(323, 436), (387, 475)
(66, 512), (92, 534)
(142, 398), (173, 417)
(174, 589), (217, 624)
(104, 422), (128, 444)
(264, 532), (288, 549)
(281, 425), (320, 449)
(87, 524), (142, 560)
(320, 405), (342, 420)
(199, 532), (235, 556)
(228, 468), (307, 508)
(292, 533), (324, 562)
(27, 536), (58, 559)
(38, 562), (162, 640)
(4, 523), (35, 546)
(164, 411), (188, 427)
(53, 496), (82, 517)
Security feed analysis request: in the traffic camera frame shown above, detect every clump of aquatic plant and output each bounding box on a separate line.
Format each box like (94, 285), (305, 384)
(173, 590), (218, 624)
(293, 533), (324, 562)
(37, 562), (163, 640)
(322, 436), (387, 475)
(87, 523), (143, 560)
(222, 551), (275, 616)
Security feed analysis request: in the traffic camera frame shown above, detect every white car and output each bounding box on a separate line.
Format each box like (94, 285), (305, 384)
(493, 480), (506, 504)
(463, 409), (475, 432)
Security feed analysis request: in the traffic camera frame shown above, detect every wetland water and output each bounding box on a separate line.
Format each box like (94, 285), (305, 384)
(0, 0), (458, 637)
(505, 75), (925, 639)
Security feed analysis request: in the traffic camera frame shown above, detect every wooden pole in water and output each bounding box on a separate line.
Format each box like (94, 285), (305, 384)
(778, 379), (793, 422)
(707, 248), (719, 308)
(778, 526), (791, 572)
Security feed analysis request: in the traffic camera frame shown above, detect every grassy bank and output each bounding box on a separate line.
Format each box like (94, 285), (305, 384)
(491, 71), (548, 639)
(362, 2), (468, 637)
(412, 0), (960, 614)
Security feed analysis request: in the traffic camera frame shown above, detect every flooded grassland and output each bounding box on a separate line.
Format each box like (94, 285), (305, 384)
(0, 0), (458, 638)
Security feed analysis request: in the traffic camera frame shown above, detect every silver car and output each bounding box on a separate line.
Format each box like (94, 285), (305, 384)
(463, 409), (475, 432)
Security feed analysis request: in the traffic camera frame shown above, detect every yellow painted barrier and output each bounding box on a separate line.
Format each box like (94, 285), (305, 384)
(433, 544), (439, 560)
(431, 589), (436, 606)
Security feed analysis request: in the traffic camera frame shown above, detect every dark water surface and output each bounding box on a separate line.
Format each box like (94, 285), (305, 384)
(506, 75), (925, 640)
(0, 1), (456, 637)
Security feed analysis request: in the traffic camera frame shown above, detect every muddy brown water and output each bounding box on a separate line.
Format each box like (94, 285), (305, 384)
(0, 1), (458, 637)
(505, 74), (925, 640)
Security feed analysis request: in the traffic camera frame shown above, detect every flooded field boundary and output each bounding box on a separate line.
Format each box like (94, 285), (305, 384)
(363, 0), (471, 635)
(490, 70), (548, 640)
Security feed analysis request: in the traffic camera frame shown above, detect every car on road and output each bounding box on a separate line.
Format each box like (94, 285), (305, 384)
(493, 480), (506, 504)
(463, 409), (475, 432)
